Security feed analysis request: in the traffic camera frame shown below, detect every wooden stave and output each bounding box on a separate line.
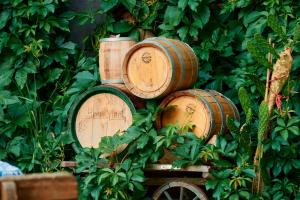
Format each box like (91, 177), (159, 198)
(156, 89), (239, 142)
(99, 38), (136, 84)
(68, 84), (143, 153)
(141, 37), (198, 96)
(122, 37), (198, 99)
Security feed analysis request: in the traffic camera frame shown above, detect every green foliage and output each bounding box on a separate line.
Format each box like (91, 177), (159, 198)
(1, 0), (300, 199)
(0, 0), (98, 172)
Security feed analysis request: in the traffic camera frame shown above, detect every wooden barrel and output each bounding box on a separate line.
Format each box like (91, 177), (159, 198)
(68, 84), (144, 153)
(156, 89), (240, 141)
(99, 37), (136, 84)
(122, 37), (198, 99)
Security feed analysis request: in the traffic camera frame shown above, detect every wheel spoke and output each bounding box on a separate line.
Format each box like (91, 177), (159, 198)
(163, 191), (173, 200)
(179, 187), (184, 200)
(192, 196), (199, 200)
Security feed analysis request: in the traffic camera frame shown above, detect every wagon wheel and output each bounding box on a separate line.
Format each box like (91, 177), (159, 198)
(152, 181), (208, 200)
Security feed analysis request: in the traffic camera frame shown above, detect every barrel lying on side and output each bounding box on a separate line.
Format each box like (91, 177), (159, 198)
(122, 37), (199, 99)
(99, 37), (136, 84)
(68, 84), (144, 152)
(156, 89), (240, 141)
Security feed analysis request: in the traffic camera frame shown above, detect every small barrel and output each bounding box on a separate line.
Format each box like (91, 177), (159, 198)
(68, 84), (144, 153)
(122, 37), (198, 99)
(156, 89), (240, 141)
(99, 37), (136, 84)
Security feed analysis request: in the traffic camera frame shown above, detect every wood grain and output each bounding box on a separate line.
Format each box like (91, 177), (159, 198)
(75, 93), (132, 148)
(70, 84), (144, 153)
(99, 37), (136, 84)
(122, 37), (198, 99)
(0, 172), (77, 200)
(157, 89), (240, 141)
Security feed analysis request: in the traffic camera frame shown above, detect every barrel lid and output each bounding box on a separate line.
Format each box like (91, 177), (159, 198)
(122, 39), (174, 99)
(157, 90), (214, 140)
(99, 37), (136, 42)
(68, 85), (136, 153)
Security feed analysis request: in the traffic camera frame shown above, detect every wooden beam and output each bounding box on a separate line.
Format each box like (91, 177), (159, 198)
(145, 177), (206, 186)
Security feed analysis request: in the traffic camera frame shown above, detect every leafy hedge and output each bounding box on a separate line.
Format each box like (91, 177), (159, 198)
(0, 0), (300, 200)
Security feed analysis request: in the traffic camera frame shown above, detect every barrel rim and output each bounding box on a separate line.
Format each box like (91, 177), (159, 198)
(195, 89), (225, 136)
(156, 89), (214, 141)
(208, 90), (240, 121)
(101, 79), (124, 84)
(99, 37), (137, 42)
(68, 85), (136, 153)
(122, 40), (174, 99)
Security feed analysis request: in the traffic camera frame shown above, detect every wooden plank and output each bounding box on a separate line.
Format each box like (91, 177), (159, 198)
(60, 161), (210, 173)
(61, 161), (77, 168)
(0, 172), (77, 200)
(145, 164), (210, 173)
(1, 181), (17, 200)
(145, 177), (206, 186)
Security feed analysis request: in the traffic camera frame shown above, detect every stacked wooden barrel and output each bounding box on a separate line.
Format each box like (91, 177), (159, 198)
(68, 36), (239, 155)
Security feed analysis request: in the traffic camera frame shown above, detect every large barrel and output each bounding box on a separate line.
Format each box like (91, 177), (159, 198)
(156, 89), (240, 141)
(99, 37), (136, 84)
(68, 84), (144, 152)
(122, 37), (198, 99)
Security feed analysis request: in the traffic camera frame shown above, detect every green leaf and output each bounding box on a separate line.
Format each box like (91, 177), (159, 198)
(15, 69), (28, 89)
(0, 32), (10, 53)
(136, 134), (149, 149)
(287, 117), (300, 126)
(257, 101), (269, 155)
(188, 0), (199, 11)
(192, 6), (210, 29)
(177, 26), (189, 40)
(131, 174), (145, 182)
(75, 71), (95, 81)
(121, 159), (131, 171)
(226, 117), (240, 135)
(280, 129), (288, 140)
(60, 41), (76, 50)
(292, 160), (300, 168)
(0, 10), (11, 30)
(243, 11), (267, 27)
(239, 191), (250, 199)
(112, 174), (119, 186)
(100, 0), (119, 12)
(122, 126), (143, 144)
(247, 40), (270, 68)
(121, 0), (136, 12)
(132, 181), (144, 191)
(189, 26), (198, 38)
(288, 126), (299, 135)
(47, 68), (63, 83)
(242, 168), (256, 178)
(110, 20), (134, 33)
(8, 136), (23, 157)
(254, 34), (278, 58)
(0, 68), (14, 87)
(178, 0), (188, 10)
(283, 162), (292, 174)
(0, 90), (20, 105)
(229, 194), (239, 200)
(238, 87), (251, 115)
(277, 118), (285, 127)
(245, 73), (265, 97)
(164, 6), (182, 27)
(267, 15), (288, 43)
(293, 23), (300, 43)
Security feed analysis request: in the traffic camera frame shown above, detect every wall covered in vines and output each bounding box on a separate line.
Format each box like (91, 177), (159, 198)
(0, 0), (299, 199)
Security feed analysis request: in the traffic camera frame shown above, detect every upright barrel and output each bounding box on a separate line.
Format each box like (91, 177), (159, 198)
(68, 84), (144, 152)
(99, 37), (136, 84)
(156, 89), (240, 141)
(122, 37), (198, 99)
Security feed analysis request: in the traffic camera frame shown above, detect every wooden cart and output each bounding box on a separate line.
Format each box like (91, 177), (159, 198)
(61, 161), (210, 200)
